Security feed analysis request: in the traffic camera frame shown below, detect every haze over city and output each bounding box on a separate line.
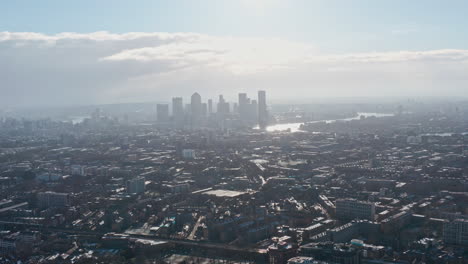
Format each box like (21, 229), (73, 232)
(1, 1), (468, 264)
(2, 0), (468, 107)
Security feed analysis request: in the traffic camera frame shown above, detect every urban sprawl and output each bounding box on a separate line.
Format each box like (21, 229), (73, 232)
(0, 91), (467, 264)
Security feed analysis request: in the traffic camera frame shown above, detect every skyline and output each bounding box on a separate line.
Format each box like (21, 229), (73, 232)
(1, 1), (468, 107)
(1, 2), (468, 263)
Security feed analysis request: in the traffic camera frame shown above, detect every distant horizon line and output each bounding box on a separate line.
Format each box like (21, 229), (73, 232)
(2, 95), (468, 111)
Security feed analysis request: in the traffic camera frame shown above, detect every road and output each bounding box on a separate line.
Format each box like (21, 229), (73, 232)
(187, 215), (205, 240)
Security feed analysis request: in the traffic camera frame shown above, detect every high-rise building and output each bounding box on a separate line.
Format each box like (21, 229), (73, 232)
(191, 92), (202, 116)
(172, 97), (184, 128)
(335, 198), (375, 221)
(191, 92), (202, 127)
(250, 99), (258, 124)
(443, 219), (468, 246)
(202, 103), (207, 117)
(126, 177), (145, 194)
(258, 90), (268, 129)
(156, 104), (169, 123)
(37, 192), (70, 208)
(238, 93), (258, 126)
(208, 99), (213, 115)
(239, 93), (249, 108)
(172, 97), (183, 117)
(217, 95), (230, 114)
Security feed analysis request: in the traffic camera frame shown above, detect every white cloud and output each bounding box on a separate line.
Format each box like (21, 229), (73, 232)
(101, 36), (316, 75)
(0, 31), (467, 107)
(326, 49), (468, 63)
(0, 31), (200, 42)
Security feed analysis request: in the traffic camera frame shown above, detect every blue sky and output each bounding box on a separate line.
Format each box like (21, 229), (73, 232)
(1, 1), (467, 106)
(2, 0), (468, 53)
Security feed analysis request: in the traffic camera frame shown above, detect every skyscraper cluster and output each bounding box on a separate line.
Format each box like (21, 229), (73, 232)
(156, 91), (268, 130)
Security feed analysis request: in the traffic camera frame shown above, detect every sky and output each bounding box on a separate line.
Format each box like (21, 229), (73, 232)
(1, 0), (468, 107)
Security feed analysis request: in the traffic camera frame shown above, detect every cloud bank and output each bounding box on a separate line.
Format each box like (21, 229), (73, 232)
(1, 31), (467, 107)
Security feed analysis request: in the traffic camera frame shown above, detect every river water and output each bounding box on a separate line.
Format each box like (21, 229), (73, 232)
(265, 112), (394, 132)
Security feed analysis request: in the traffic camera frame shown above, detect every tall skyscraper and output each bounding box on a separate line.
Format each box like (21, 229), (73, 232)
(172, 97), (184, 128)
(249, 99), (258, 124)
(156, 104), (169, 122)
(202, 103), (207, 117)
(239, 93), (255, 125)
(191, 92), (202, 128)
(208, 99), (213, 115)
(172, 97), (183, 117)
(238, 93), (249, 108)
(258, 90), (268, 129)
(217, 95), (229, 114)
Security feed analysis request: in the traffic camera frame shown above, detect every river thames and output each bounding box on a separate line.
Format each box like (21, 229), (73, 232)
(264, 112), (394, 132)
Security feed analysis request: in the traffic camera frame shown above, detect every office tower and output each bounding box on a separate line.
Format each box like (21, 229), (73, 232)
(208, 99), (213, 114)
(37, 192), (70, 208)
(443, 219), (468, 245)
(172, 97), (184, 128)
(258, 90), (268, 129)
(217, 95), (229, 114)
(191, 92), (202, 116)
(247, 100), (258, 124)
(156, 104), (169, 122)
(172, 97), (183, 118)
(239, 92), (259, 126)
(238, 93), (249, 110)
(202, 103), (207, 117)
(126, 177), (145, 194)
(335, 198), (375, 221)
(191, 92), (202, 127)
(217, 95), (225, 112)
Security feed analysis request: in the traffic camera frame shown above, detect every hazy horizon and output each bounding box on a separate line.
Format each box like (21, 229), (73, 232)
(1, 2), (468, 263)
(1, 95), (466, 113)
(2, 1), (468, 107)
